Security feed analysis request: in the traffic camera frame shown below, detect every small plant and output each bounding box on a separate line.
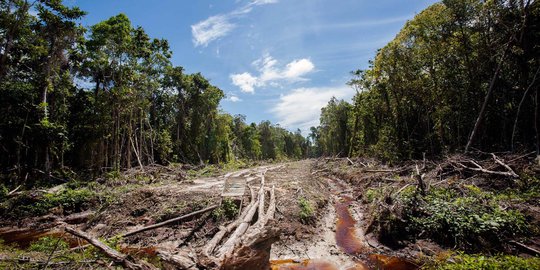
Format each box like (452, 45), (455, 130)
(28, 236), (68, 253)
(298, 197), (315, 223)
(213, 198), (239, 220)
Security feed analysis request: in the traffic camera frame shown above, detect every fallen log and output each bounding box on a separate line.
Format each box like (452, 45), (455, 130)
(157, 250), (197, 270)
(122, 204), (218, 238)
(220, 221), (280, 270)
(64, 227), (156, 270)
(216, 193), (260, 259)
(205, 188), (256, 257)
(257, 171), (267, 222)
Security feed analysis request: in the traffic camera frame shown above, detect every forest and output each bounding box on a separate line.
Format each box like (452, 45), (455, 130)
(311, 0), (539, 162)
(1, 0), (540, 270)
(0, 1), (309, 189)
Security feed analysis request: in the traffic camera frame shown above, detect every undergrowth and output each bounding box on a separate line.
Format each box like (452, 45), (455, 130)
(367, 183), (530, 251)
(427, 252), (540, 270)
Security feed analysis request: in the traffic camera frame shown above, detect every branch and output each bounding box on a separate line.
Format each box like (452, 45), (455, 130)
(122, 204), (218, 238)
(64, 227), (156, 270)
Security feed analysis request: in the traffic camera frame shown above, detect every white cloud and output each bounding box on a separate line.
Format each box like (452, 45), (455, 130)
(230, 72), (258, 93)
(271, 86), (355, 134)
(283, 59), (315, 79)
(225, 93), (242, 102)
(191, 0), (278, 47)
(191, 15), (235, 47)
(230, 54), (315, 93)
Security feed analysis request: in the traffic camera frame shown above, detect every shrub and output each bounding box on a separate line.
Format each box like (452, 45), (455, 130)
(213, 198), (239, 220)
(298, 197), (315, 223)
(432, 253), (540, 270)
(371, 186), (528, 251)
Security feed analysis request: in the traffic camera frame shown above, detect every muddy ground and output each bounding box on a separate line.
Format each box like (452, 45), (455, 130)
(1, 156), (539, 269)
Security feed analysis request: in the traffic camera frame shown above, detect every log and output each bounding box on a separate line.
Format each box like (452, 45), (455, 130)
(204, 188), (256, 257)
(257, 171), (266, 222)
(220, 221), (280, 270)
(157, 250), (197, 270)
(122, 204), (218, 238)
(64, 227), (156, 270)
(264, 185), (276, 221)
(216, 192), (260, 259)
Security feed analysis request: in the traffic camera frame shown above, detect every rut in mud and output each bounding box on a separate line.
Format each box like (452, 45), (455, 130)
(271, 170), (418, 270)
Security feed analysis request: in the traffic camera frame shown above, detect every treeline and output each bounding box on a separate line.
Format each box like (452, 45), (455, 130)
(0, 1), (308, 186)
(312, 0), (539, 161)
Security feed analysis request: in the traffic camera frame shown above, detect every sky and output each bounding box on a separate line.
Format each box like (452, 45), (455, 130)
(70, 0), (439, 134)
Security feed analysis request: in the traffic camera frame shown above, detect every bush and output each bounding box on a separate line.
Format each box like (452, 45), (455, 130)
(1, 187), (95, 217)
(213, 198), (239, 220)
(298, 197), (315, 223)
(432, 253), (540, 270)
(371, 186), (528, 250)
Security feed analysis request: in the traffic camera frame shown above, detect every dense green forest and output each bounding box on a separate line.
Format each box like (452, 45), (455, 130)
(0, 0), (309, 187)
(312, 0), (539, 161)
(1, 0), (539, 187)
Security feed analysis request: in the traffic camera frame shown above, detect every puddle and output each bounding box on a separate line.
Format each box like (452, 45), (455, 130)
(335, 195), (364, 254)
(271, 177), (420, 270)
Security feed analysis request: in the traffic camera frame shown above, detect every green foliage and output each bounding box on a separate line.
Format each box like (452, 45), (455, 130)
(28, 236), (68, 253)
(431, 253), (540, 270)
(387, 187), (528, 250)
(298, 197), (315, 223)
(0, 184), (7, 202)
(2, 187), (95, 217)
(213, 198), (239, 220)
(313, 0), (540, 159)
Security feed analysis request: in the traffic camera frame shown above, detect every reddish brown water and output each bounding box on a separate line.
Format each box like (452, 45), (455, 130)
(271, 177), (420, 270)
(335, 195), (364, 254)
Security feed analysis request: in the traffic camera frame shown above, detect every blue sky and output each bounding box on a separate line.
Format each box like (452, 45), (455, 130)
(70, 0), (438, 134)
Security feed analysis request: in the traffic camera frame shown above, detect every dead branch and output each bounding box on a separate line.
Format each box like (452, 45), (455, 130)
(491, 153), (519, 178)
(457, 159), (519, 178)
(7, 185), (21, 196)
(122, 204), (218, 238)
(415, 165), (426, 196)
(364, 169), (397, 173)
(509, 240), (540, 256)
(64, 227), (157, 270)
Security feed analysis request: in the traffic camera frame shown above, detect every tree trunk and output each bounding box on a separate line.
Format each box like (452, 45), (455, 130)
(465, 38), (513, 152)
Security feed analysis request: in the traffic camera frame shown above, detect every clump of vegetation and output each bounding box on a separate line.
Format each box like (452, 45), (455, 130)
(298, 197), (315, 224)
(213, 198), (239, 220)
(28, 236), (68, 253)
(1, 187), (95, 218)
(369, 185), (529, 251)
(429, 253), (540, 270)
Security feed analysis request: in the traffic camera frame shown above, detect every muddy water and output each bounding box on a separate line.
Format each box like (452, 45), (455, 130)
(271, 177), (419, 270)
(335, 195), (364, 254)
